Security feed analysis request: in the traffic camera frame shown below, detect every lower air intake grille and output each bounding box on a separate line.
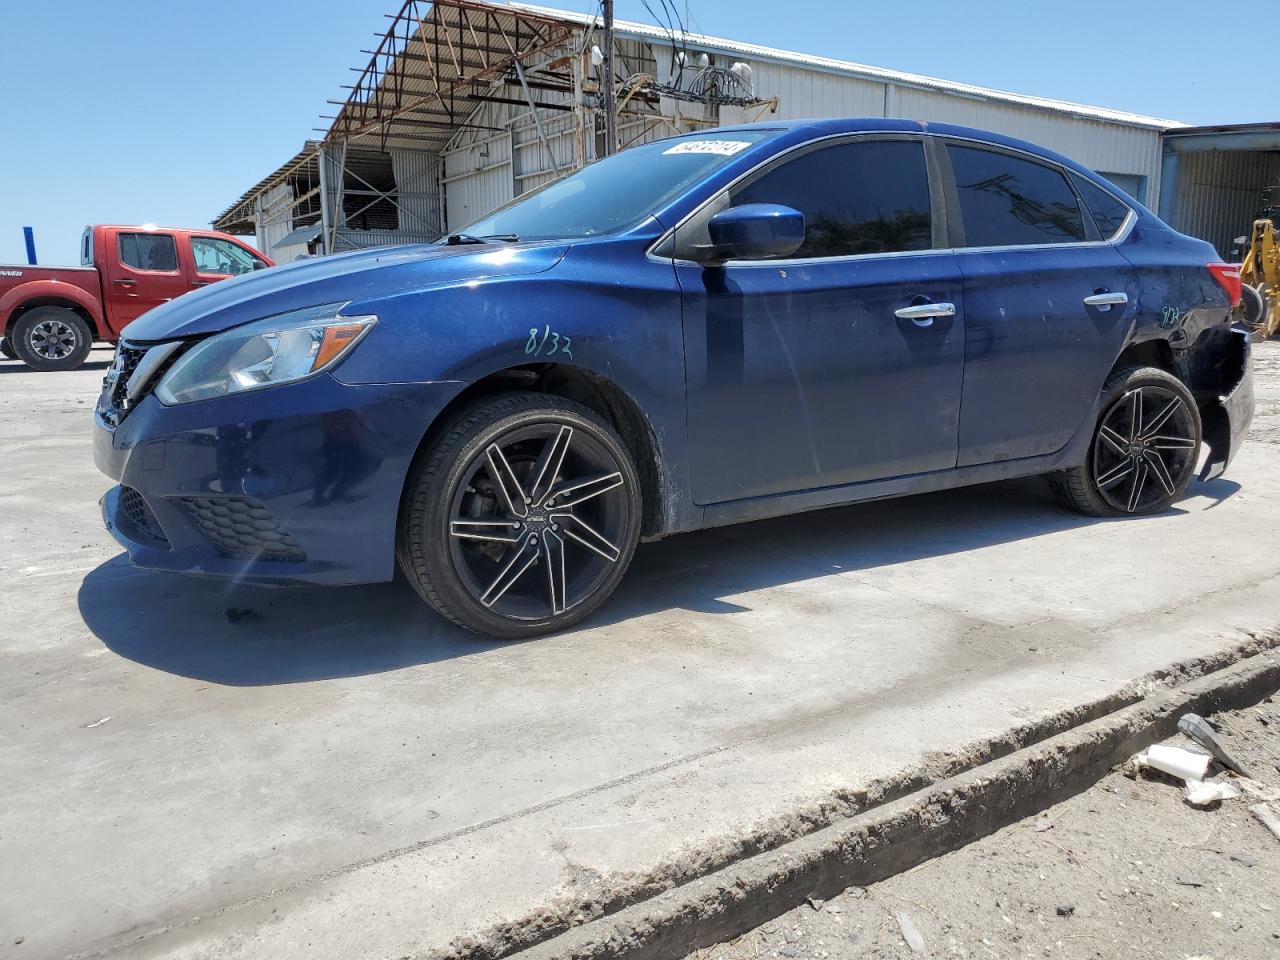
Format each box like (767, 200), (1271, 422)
(178, 496), (305, 562)
(119, 486), (167, 543)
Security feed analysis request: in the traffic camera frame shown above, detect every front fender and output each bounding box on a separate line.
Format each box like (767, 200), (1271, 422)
(331, 238), (695, 534)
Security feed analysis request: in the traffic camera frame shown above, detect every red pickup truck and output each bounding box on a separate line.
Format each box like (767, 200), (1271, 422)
(0, 225), (272, 371)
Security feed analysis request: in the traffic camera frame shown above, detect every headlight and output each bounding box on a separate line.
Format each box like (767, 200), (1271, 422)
(155, 303), (376, 405)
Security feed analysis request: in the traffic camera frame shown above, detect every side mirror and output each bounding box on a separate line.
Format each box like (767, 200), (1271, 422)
(252, 259), (269, 271)
(703, 203), (804, 263)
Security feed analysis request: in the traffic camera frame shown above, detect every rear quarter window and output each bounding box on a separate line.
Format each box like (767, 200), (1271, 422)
(948, 145), (1087, 247)
(1071, 174), (1132, 240)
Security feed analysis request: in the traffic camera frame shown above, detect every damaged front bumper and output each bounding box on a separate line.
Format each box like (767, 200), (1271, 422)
(1199, 325), (1254, 482)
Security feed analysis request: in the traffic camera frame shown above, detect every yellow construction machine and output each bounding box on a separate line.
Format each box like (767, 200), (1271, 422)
(1236, 187), (1280, 338)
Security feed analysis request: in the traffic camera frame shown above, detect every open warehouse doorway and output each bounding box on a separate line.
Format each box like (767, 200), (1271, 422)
(1159, 123), (1280, 259)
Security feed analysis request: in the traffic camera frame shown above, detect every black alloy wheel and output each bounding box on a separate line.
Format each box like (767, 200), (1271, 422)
(399, 392), (641, 638)
(1091, 384), (1198, 513)
(1050, 366), (1202, 517)
(12, 306), (93, 371)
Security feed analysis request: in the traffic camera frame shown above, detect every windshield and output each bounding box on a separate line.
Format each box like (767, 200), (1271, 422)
(456, 131), (775, 241)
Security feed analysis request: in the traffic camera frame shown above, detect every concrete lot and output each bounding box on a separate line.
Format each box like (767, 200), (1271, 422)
(3, 343), (1280, 959)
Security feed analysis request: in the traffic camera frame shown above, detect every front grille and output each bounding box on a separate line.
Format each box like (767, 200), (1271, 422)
(178, 496), (306, 562)
(119, 485), (167, 543)
(102, 341), (182, 426)
(109, 344), (147, 412)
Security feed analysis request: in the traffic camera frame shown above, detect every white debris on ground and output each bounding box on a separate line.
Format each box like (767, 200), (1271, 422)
(687, 695), (1280, 960)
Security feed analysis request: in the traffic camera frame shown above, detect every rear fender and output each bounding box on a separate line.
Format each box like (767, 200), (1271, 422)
(0, 279), (105, 336)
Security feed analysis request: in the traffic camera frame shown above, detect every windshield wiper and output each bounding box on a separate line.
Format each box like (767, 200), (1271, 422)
(444, 233), (520, 245)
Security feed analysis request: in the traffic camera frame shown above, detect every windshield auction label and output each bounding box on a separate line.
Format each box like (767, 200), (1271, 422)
(662, 140), (754, 156)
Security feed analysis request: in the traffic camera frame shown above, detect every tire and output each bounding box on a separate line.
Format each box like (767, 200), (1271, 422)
(11, 306), (93, 371)
(398, 392), (643, 639)
(0, 334), (15, 360)
(1239, 283), (1266, 330)
(1049, 366), (1202, 517)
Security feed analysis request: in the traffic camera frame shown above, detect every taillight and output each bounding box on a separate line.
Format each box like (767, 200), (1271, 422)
(1208, 262), (1242, 307)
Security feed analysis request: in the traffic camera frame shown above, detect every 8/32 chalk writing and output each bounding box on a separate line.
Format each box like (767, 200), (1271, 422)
(525, 324), (573, 359)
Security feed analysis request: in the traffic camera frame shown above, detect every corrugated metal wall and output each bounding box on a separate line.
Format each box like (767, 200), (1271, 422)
(388, 149), (443, 237)
(712, 59), (1163, 199)
(1171, 151), (1280, 258)
(443, 102), (516, 231)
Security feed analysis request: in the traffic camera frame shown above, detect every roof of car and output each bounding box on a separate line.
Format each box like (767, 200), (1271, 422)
(699, 117), (1100, 180)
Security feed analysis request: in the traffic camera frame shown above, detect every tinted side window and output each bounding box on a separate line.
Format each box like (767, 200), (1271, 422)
(1071, 174), (1131, 239)
(118, 233), (178, 271)
(731, 140), (932, 258)
(948, 146), (1086, 247)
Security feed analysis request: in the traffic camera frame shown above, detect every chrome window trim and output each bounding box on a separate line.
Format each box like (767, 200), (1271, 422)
(646, 130), (1137, 267)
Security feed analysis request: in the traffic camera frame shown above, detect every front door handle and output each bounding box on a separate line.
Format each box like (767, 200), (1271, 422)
(894, 302), (956, 327)
(191, 280), (211, 287)
(1083, 290), (1128, 311)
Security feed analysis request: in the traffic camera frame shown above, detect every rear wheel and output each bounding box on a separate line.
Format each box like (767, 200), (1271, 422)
(0, 334), (15, 360)
(398, 392), (642, 639)
(1049, 366), (1201, 517)
(11, 306), (93, 371)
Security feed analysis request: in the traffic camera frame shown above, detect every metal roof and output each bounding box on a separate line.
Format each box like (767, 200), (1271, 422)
(511, 1), (1185, 131)
(216, 0), (1187, 228)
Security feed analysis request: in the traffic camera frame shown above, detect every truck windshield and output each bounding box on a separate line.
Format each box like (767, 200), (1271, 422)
(455, 131), (775, 241)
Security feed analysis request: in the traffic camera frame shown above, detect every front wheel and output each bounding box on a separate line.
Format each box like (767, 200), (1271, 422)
(11, 306), (93, 371)
(0, 334), (15, 360)
(398, 392), (642, 639)
(1049, 366), (1202, 517)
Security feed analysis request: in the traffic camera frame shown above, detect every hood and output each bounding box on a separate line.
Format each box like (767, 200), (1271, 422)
(122, 241), (569, 341)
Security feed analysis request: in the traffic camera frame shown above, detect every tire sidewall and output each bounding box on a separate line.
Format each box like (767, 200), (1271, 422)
(13, 307), (93, 371)
(401, 394), (642, 639)
(1084, 366), (1202, 515)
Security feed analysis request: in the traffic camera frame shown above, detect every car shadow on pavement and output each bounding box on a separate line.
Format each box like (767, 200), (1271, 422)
(77, 474), (1240, 685)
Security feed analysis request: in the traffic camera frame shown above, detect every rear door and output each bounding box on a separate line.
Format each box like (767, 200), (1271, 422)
(104, 230), (190, 329)
(941, 141), (1137, 465)
(186, 235), (267, 290)
(675, 136), (966, 504)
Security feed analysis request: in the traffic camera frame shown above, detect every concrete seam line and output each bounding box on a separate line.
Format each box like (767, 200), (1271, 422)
(506, 649), (1280, 960)
(420, 633), (1279, 960)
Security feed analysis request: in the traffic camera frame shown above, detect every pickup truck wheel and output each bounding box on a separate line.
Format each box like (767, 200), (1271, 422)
(0, 334), (15, 360)
(398, 392), (642, 639)
(1049, 366), (1201, 517)
(12, 307), (93, 371)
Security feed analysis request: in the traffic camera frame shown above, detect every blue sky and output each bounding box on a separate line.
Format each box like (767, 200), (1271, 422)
(0, 0), (1256, 265)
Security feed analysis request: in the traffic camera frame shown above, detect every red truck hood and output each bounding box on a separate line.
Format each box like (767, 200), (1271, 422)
(121, 241), (568, 341)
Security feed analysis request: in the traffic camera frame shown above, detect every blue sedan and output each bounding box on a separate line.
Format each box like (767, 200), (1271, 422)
(95, 118), (1253, 637)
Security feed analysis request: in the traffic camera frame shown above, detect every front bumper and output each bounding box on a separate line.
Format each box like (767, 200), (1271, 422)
(1199, 326), (1254, 482)
(95, 374), (461, 585)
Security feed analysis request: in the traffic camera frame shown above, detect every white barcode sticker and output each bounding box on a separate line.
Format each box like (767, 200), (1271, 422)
(662, 140), (753, 156)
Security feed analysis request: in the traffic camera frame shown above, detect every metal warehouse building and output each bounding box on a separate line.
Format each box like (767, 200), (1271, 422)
(214, 0), (1276, 262)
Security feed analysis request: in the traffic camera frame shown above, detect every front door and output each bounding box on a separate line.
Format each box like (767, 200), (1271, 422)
(187, 234), (266, 291)
(104, 230), (190, 329)
(940, 142), (1138, 465)
(673, 137), (966, 505)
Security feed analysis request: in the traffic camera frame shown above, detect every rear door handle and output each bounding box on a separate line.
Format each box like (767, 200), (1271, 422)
(894, 302), (956, 327)
(1083, 290), (1128, 311)
(112, 278), (137, 287)
(191, 281), (211, 287)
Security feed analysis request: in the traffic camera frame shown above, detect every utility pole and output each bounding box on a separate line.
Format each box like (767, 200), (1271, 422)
(602, 0), (616, 155)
